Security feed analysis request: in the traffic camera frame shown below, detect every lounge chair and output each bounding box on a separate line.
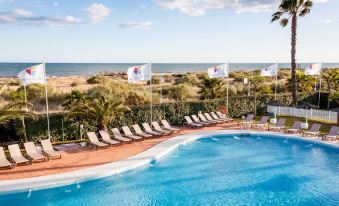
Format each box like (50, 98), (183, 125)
(142, 123), (163, 136)
(111, 128), (133, 143)
(216, 111), (234, 122)
(161, 120), (181, 133)
(8, 144), (30, 165)
(99, 130), (121, 146)
(322, 126), (339, 141)
(285, 121), (302, 134)
(184, 116), (204, 128)
(239, 114), (254, 128)
(204, 113), (223, 124)
(24, 142), (47, 162)
(198, 114), (218, 125)
(210, 112), (228, 123)
(0, 147), (14, 169)
(269, 118), (286, 132)
(152, 121), (172, 135)
(122, 126), (144, 141)
(40, 139), (62, 159)
(87, 132), (109, 149)
(191, 115), (211, 126)
(132, 124), (153, 138)
(252, 116), (270, 130)
(302, 123), (321, 137)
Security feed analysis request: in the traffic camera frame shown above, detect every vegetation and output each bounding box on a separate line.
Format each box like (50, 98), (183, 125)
(66, 95), (130, 130)
(272, 0), (313, 105)
(198, 77), (225, 100)
(322, 69), (339, 109)
(286, 70), (315, 92)
(249, 76), (264, 116)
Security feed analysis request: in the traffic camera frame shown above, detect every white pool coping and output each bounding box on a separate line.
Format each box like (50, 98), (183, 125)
(0, 130), (338, 194)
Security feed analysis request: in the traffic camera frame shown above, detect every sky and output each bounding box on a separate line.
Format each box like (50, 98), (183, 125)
(0, 0), (338, 63)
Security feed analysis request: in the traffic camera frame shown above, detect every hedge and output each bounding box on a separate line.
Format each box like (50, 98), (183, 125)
(0, 92), (319, 144)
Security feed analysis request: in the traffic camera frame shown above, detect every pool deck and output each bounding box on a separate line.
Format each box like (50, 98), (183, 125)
(0, 122), (338, 193)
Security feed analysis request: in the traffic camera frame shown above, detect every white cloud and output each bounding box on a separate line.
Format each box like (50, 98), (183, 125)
(155, 0), (284, 16)
(0, 9), (82, 25)
(117, 21), (153, 30)
(85, 3), (111, 23)
(314, 0), (328, 3)
(53, 1), (59, 7)
(324, 19), (332, 24)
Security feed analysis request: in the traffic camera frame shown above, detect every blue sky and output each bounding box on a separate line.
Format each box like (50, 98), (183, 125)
(0, 0), (338, 63)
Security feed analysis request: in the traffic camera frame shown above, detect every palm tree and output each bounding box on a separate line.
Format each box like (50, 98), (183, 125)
(286, 70), (315, 92)
(249, 76), (264, 116)
(0, 84), (34, 142)
(272, 0), (313, 106)
(66, 95), (130, 130)
(198, 77), (225, 100)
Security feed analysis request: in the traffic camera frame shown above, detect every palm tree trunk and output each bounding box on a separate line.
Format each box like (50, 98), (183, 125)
(291, 13), (298, 106)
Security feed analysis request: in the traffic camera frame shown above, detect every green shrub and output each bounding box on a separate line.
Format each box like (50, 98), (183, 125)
(87, 75), (107, 84)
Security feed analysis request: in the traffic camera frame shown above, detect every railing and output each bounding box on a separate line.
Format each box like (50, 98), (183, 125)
(267, 106), (338, 123)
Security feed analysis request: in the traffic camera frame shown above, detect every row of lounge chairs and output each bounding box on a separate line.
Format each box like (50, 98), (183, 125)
(0, 139), (61, 169)
(241, 114), (339, 141)
(86, 120), (181, 149)
(184, 112), (234, 128)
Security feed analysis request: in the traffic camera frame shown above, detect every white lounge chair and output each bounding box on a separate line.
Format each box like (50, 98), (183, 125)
(8, 144), (30, 165)
(210, 112), (228, 123)
(302, 123), (321, 137)
(41, 139), (62, 159)
(99, 130), (121, 146)
(184, 116), (204, 128)
(142, 123), (163, 136)
(0, 147), (14, 169)
(152, 121), (172, 135)
(24, 142), (47, 162)
(87, 132), (109, 149)
(204, 113), (223, 124)
(322, 126), (339, 141)
(252, 116), (270, 130)
(191, 115), (211, 126)
(285, 121), (302, 134)
(239, 114), (254, 128)
(132, 124), (153, 138)
(161, 120), (181, 133)
(269, 118), (286, 132)
(197, 114), (218, 125)
(216, 111), (234, 122)
(122, 126), (143, 141)
(111, 128), (133, 143)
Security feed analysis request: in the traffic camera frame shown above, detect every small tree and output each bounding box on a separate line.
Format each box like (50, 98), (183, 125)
(250, 76), (264, 116)
(198, 77), (225, 100)
(322, 69), (339, 109)
(170, 84), (192, 101)
(66, 95), (130, 130)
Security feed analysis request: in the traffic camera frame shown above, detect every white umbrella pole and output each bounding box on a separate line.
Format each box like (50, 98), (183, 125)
(43, 61), (51, 139)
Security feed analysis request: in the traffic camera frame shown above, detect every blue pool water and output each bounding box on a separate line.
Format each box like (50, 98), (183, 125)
(0, 134), (338, 206)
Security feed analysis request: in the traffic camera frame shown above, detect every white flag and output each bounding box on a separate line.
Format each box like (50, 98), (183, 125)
(127, 63), (152, 83)
(260, 63), (278, 77)
(18, 64), (46, 86)
(207, 64), (228, 78)
(305, 63), (321, 76)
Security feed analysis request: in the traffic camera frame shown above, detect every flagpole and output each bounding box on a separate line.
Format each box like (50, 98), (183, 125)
(149, 62), (153, 124)
(275, 61), (278, 101)
(23, 85), (28, 142)
(43, 61), (51, 139)
(318, 63), (322, 108)
(226, 62), (229, 112)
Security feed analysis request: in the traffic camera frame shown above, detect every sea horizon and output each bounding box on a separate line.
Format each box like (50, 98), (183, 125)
(0, 62), (338, 77)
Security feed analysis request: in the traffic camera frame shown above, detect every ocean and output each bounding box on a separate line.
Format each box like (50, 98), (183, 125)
(0, 63), (338, 77)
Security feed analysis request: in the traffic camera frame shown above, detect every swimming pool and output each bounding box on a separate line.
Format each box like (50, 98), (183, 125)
(0, 133), (338, 205)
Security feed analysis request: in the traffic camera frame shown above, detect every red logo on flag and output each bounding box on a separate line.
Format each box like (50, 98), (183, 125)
(26, 68), (32, 75)
(134, 67), (139, 74)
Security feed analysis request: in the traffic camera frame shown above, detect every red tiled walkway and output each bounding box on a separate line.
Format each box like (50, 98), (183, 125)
(0, 123), (239, 181)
